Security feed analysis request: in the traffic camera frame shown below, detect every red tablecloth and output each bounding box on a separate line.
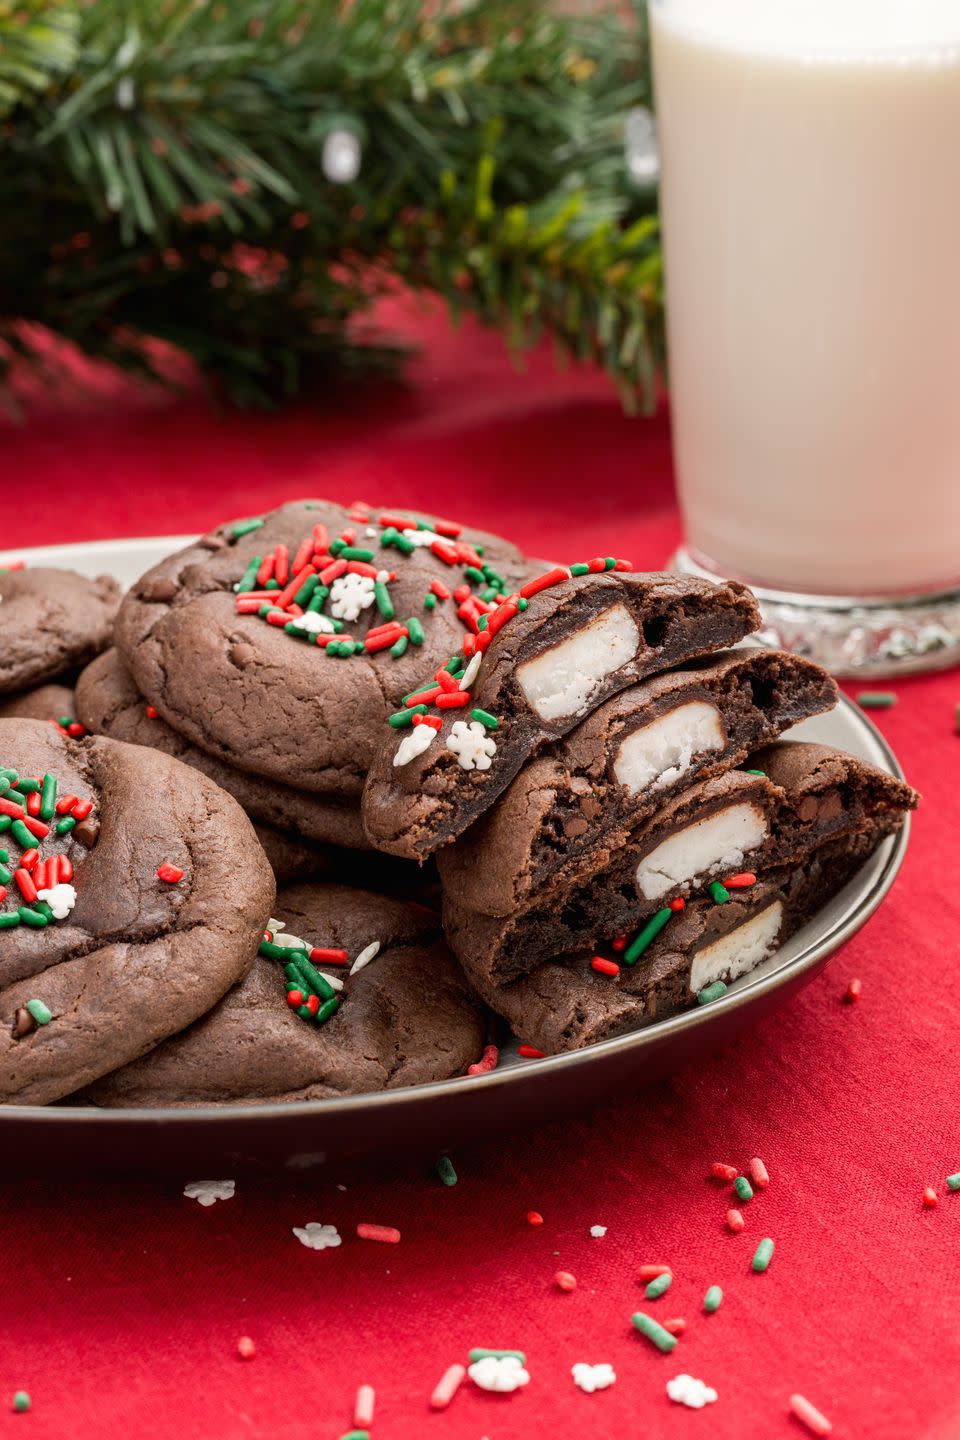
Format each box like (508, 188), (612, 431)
(3, 301), (958, 1440)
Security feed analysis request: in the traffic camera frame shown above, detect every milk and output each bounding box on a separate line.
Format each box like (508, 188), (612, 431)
(651, 0), (960, 595)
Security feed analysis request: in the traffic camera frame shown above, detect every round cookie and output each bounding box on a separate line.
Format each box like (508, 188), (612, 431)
(0, 567), (120, 694)
(76, 650), (367, 848)
(250, 821), (438, 904)
(0, 720), (274, 1104)
(0, 683), (78, 728)
(112, 500), (535, 795)
(79, 882), (486, 1106)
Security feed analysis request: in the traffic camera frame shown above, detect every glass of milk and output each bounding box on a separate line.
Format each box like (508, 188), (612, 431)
(651, 0), (960, 673)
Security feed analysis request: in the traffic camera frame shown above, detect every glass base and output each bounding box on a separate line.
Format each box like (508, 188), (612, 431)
(672, 547), (960, 677)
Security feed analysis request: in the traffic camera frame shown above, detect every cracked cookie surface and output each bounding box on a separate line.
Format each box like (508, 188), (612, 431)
(0, 568), (119, 694)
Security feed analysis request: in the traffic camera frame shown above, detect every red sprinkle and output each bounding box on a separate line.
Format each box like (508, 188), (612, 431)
(661, 1318), (686, 1336)
(725, 872), (757, 888)
(668, 896), (686, 911)
(67, 722), (87, 738)
(237, 1336), (256, 1360)
(286, 990), (304, 1008)
(711, 1162), (739, 1182)
(749, 1157), (770, 1189)
(406, 687), (440, 709)
(435, 691), (471, 709)
(312, 523), (329, 552)
(291, 537), (314, 574)
(55, 795), (78, 815)
(14, 869), (38, 904)
(0, 797), (24, 819)
(430, 1363), (466, 1411)
(20, 849), (39, 871)
(726, 1208), (746, 1233)
(145, 705), (159, 719)
(519, 566), (570, 599)
(275, 564), (316, 609)
(318, 558), (347, 587)
(526, 1211), (544, 1226)
(26, 791), (41, 817)
(591, 957), (620, 976)
(789, 1394), (833, 1436)
(356, 1223), (401, 1244)
(22, 816), (50, 840)
(430, 540), (460, 566)
(310, 947), (348, 965)
(430, 579), (451, 600)
(256, 554), (275, 587)
(923, 1187), (939, 1208)
(435, 667), (460, 692)
(517, 1045), (545, 1059)
(467, 1043), (499, 1076)
(70, 799), (93, 821)
(452, 583), (472, 604)
(638, 1264), (671, 1281)
(554, 1271), (577, 1292)
(433, 519), (463, 538)
(157, 863), (184, 884)
(845, 978), (862, 1003)
(305, 994), (320, 1016)
(57, 856), (73, 882)
(610, 936), (628, 953)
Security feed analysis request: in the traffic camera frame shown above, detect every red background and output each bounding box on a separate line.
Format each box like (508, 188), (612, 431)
(2, 300), (958, 1440)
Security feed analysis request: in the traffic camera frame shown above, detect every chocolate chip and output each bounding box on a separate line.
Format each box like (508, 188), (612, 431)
(11, 1008), (36, 1039)
(73, 817), (100, 849)
(563, 817), (588, 839)
(579, 796), (601, 820)
(141, 578), (177, 603)
(198, 535), (227, 551)
(798, 796), (818, 821)
(229, 643), (257, 669)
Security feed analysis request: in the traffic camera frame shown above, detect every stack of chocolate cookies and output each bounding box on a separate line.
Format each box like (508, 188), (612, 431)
(361, 566), (918, 1055)
(0, 504), (917, 1105)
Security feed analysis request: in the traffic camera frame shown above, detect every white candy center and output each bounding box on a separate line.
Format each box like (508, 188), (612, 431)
(613, 701), (725, 795)
(689, 901), (784, 994)
(635, 802), (769, 900)
(517, 604), (640, 722)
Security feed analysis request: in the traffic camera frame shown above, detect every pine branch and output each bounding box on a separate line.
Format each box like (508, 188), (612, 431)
(0, 0), (661, 410)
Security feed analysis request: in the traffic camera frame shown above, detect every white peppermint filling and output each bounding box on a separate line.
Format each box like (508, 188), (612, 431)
(635, 802), (769, 901)
(689, 901), (784, 995)
(613, 701), (725, 795)
(517, 604), (640, 722)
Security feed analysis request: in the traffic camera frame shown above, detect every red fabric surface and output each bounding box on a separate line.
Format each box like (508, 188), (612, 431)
(2, 300), (959, 1439)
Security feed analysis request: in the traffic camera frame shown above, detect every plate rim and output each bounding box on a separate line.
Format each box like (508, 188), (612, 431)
(0, 535), (910, 1127)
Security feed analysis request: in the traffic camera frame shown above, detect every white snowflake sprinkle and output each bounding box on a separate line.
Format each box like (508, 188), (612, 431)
(667, 1375), (718, 1409)
(404, 529), (437, 548)
(589, 1224), (607, 1238)
(468, 1356), (530, 1393)
(292, 1221), (342, 1251)
(394, 723), (436, 768)
(329, 572), (375, 621)
(447, 720), (496, 772)
(572, 1362), (616, 1394)
(183, 1179), (235, 1207)
(350, 941), (380, 976)
(37, 883), (77, 920)
(289, 610), (336, 635)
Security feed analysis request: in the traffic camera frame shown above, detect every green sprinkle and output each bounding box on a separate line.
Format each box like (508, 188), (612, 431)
(471, 709), (498, 729)
(645, 1272), (672, 1300)
(282, 959), (310, 988)
(338, 1432), (369, 1440)
(265, 579), (280, 589)
(404, 680), (441, 701)
(517, 597), (528, 610)
(604, 556), (617, 569)
(697, 980), (728, 1004)
(947, 1173), (960, 1192)
(465, 566), (486, 585)
(12, 1392), (30, 1414)
(0, 817), (10, 834)
(624, 908), (673, 965)
(631, 1312), (677, 1353)
(477, 614), (488, 630)
(296, 956), (336, 1001)
(709, 881), (730, 904)
(745, 768), (766, 777)
(260, 939), (302, 961)
(374, 580), (394, 619)
(55, 816), (76, 836)
(284, 622), (312, 641)
(382, 528), (415, 555)
(340, 546), (374, 562)
(39, 773), (57, 821)
(570, 562), (590, 576)
(316, 997), (339, 1024)
(479, 585), (499, 603)
(390, 635), (409, 658)
(26, 998), (52, 1024)
(328, 538), (344, 556)
(0, 768), (18, 782)
(296, 1003), (312, 1021)
(415, 519), (436, 532)
(752, 1237), (775, 1272)
(11, 820), (36, 848)
(468, 1349), (526, 1364)
(703, 1285), (723, 1313)
(15, 778), (40, 794)
(436, 1154), (458, 1187)
(0, 778), (12, 798)
(856, 691), (897, 709)
(35, 901), (54, 921)
(445, 655), (465, 675)
(0, 863), (10, 885)
(307, 585), (329, 612)
(407, 617), (425, 646)
(235, 556), (262, 593)
(0, 913), (20, 929)
(19, 907), (47, 928)
(734, 1175), (753, 1202)
(293, 573), (319, 607)
(424, 593), (437, 609)
(57, 717), (74, 728)
(230, 518), (264, 538)
(389, 705), (427, 728)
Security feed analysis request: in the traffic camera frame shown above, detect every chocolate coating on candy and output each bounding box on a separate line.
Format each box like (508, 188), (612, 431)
(0, 720), (274, 1104)
(362, 571), (762, 860)
(0, 568), (119, 695)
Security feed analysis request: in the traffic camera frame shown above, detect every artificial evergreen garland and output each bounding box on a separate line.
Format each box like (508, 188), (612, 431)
(0, 0), (661, 411)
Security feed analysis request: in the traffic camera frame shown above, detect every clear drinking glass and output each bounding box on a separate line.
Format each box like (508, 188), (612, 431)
(650, 0), (960, 673)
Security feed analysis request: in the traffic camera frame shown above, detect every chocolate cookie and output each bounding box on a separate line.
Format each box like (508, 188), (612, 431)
(112, 500), (537, 797)
(0, 683), (78, 728)
(0, 567), (120, 694)
(442, 742), (917, 985)
(464, 836), (878, 1053)
(76, 650), (367, 848)
(0, 720), (274, 1104)
(438, 648), (838, 915)
(362, 568), (761, 859)
(251, 823), (439, 902)
(79, 883), (485, 1106)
